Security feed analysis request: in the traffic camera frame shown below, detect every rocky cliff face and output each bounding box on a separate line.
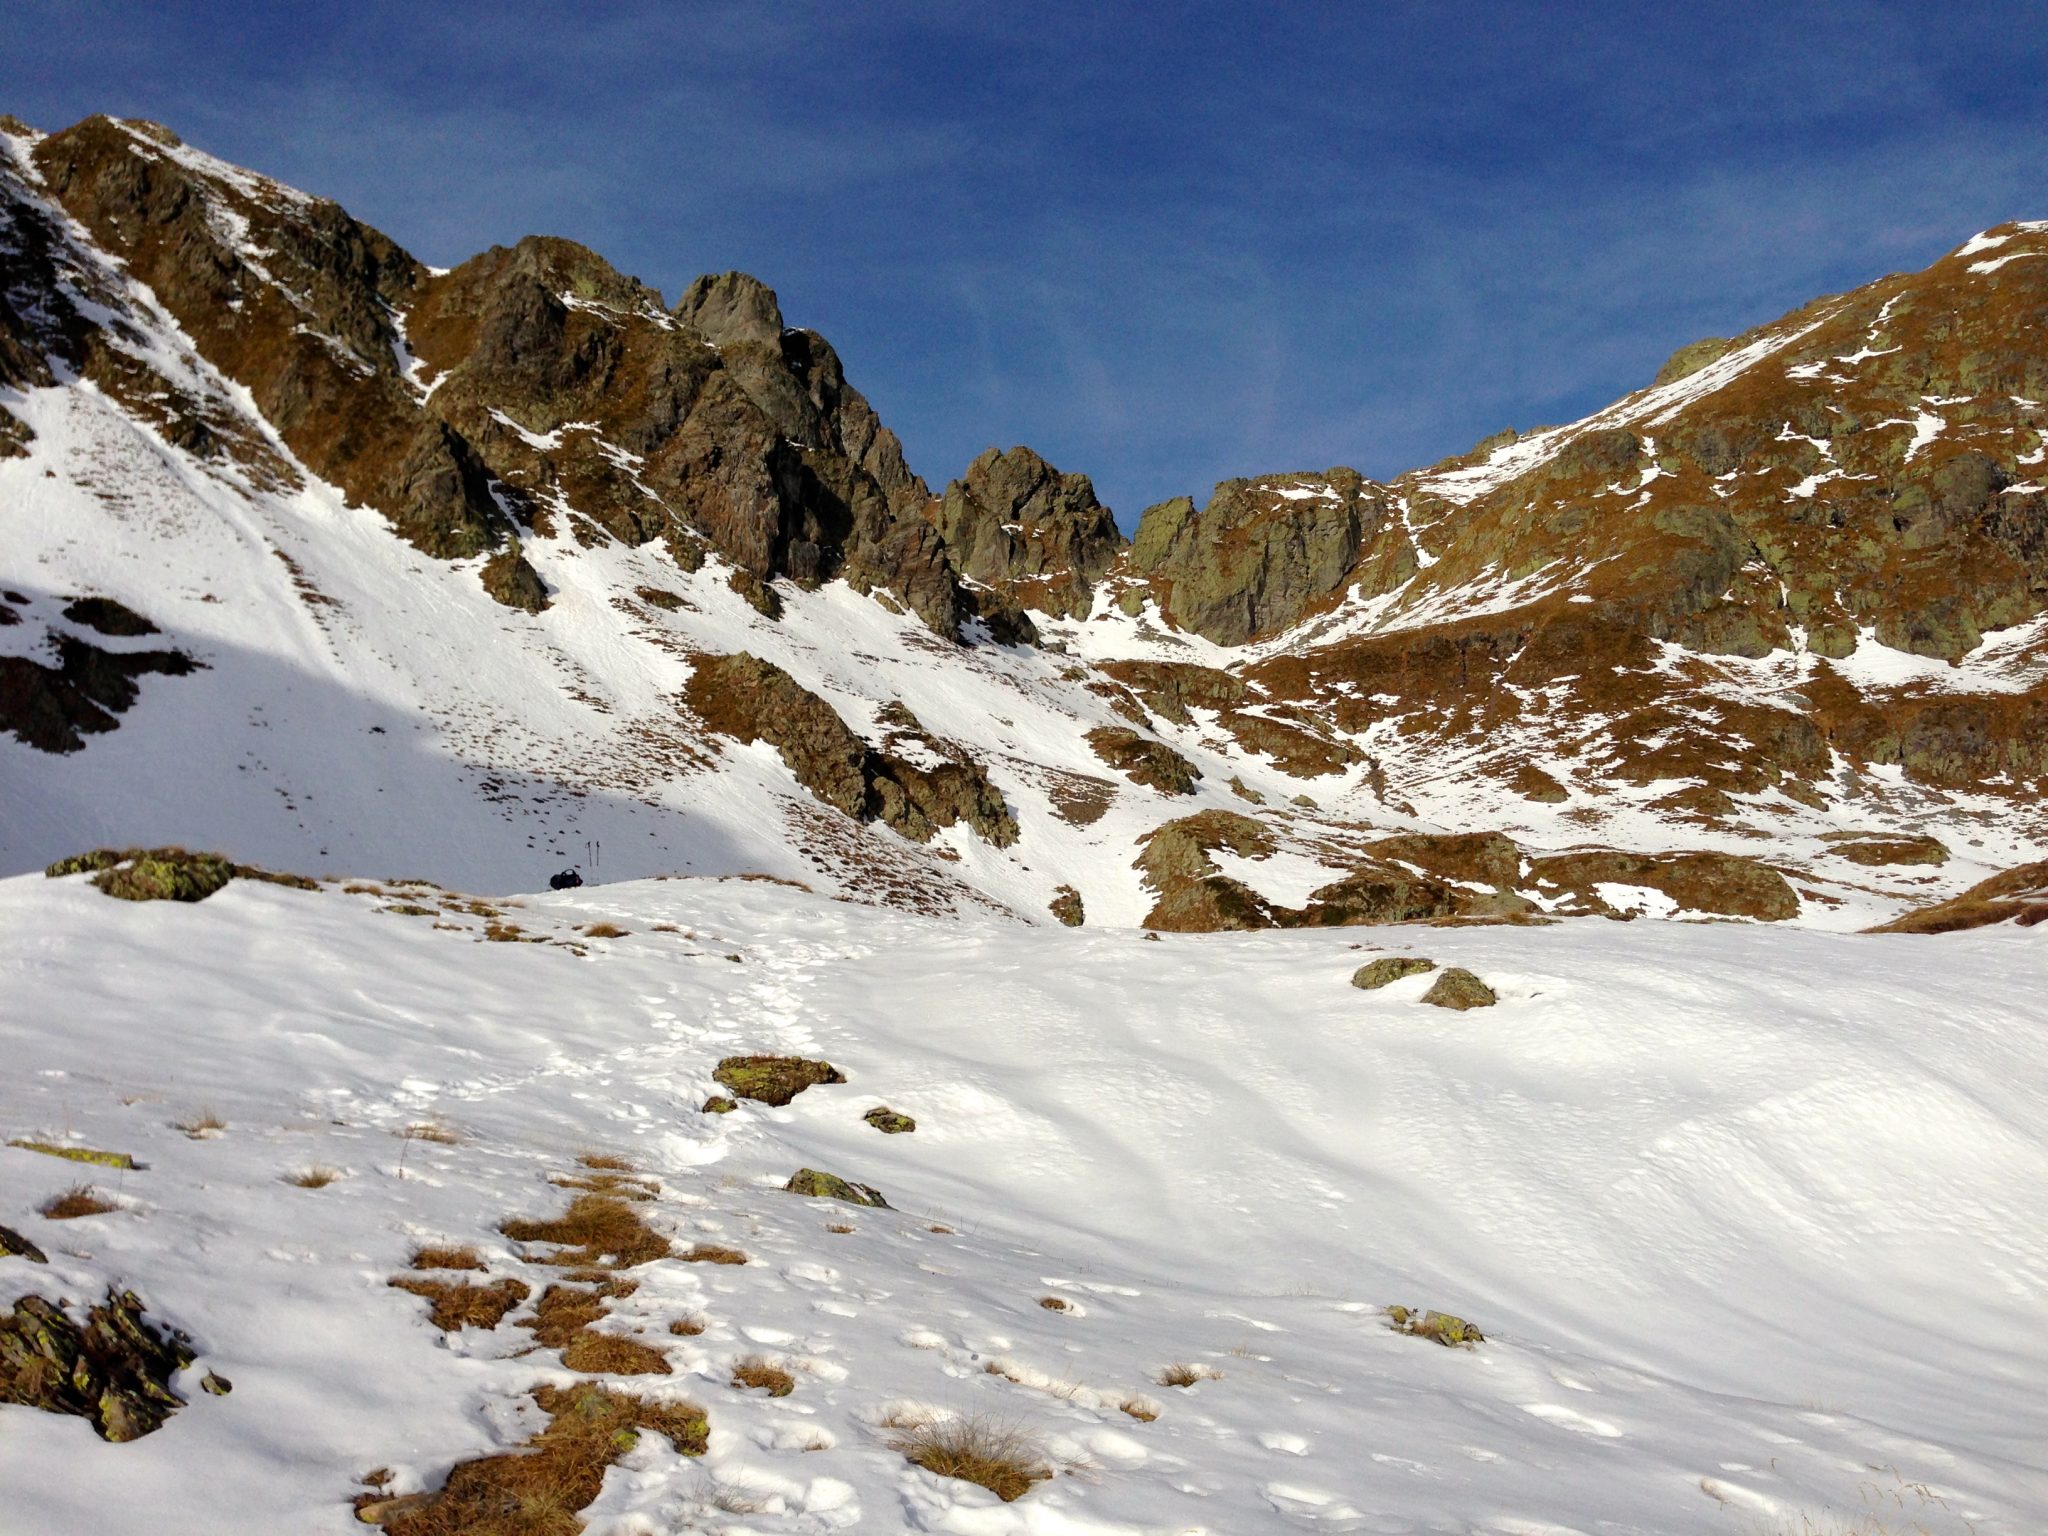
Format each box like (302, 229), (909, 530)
(3, 109), (2044, 930)
(926, 446), (1123, 622)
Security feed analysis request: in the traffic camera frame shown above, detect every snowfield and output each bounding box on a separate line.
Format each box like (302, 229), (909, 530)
(2, 871), (2042, 1534)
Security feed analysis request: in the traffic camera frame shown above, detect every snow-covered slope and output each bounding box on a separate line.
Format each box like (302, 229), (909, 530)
(6, 114), (2048, 928)
(3, 870), (2043, 1532)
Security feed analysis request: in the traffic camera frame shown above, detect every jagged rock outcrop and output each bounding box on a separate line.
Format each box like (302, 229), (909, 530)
(0, 1290), (195, 1441)
(13, 119), (971, 639)
(928, 446), (1124, 620)
(0, 619), (200, 754)
(1125, 469), (1411, 644)
(1087, 726), (1201, 795)
(685, 653), (1017, 846)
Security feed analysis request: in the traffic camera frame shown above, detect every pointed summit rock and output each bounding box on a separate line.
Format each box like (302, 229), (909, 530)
(675, 271), (785, 349)
(929, 446), (1125, 620)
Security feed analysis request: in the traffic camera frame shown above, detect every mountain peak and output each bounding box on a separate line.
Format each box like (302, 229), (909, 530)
(675, 270), (785, 348)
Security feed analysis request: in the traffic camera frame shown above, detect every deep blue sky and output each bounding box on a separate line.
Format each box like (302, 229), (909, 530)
(7, 2), (2045, 525)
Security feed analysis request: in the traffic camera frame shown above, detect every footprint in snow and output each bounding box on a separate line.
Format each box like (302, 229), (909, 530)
(1259, 1432), (1312, 1456)
(1521, 1402), (1623, 1437)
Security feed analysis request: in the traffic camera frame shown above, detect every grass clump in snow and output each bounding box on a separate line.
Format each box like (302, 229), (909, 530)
(1385, 1304), (1484, 1347)
(581, 922), (629, 939)
(171, 1109), (225, 1139)
(680, 1242), (748, 1265)
(363, 1381), (706, 1535)
(668, 1316), (707, 1337)
(712, 1054), (845, 1106)
(286, 1165), (342, 1188)
(400, 1122), (460, 1145)
(1119, 1396), (1161, 1422)
(577, 1152), (634, 1171)
(501, 1193), (670, 1269)
(39, 1184), (119, 1219)
(1038, 1295), (1071, 1312)
(889, 1414), (1052, 1503)
(8, 1139), (138, 1169)
(1157, 1362), (1220, 1388)
(730, 1356), (795, 1396)
(561, 1332), (670, 1376)
(409, 1244), (484, 1271)
(387, 1276), (530, 1332)
(517, 1283), (669, 1375)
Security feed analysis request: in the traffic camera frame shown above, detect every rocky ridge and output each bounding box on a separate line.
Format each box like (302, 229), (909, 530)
(3, 111), (2045, 930)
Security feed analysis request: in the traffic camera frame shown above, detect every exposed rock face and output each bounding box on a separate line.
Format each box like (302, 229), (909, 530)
(15, 120), (972, 639)
(1126, 470), (1408, 644)
(1527, 850), (1799, 921)
(928, 446), (1124, 620)
(686, 654), (1017, 847)
(1134, 811), (1278, 931)
(479, 547), (549, 612)
(1873, 859), (2048, 933)
(0, 631), (199, 753)
(1086, 726), (1201, 795)
(1048, 884), (1085, 927)
(31, 117), (499, 559)
(0, 1290), (196, 1442)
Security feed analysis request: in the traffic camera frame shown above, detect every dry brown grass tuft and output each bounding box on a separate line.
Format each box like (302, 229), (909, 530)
(389, 1276), (530, 1332)
(1037, 1296), (1071, 1312)
(1119, 1397), (1160, 1423)
(927, 1223), (954, 1234)
(669, 1315), (707, 1337)
(730, 1356), (795, 1397)
(172, 1109), (226, 1138)
(501, 1194), (670, 1268)
(889, 1415), (1052, 1503)
(549, 1172), (657, 1201)
(582, 923), (630, 939)
(1157, 1363), (1215, 1388)
(826, 1223), (856, 1234)
(286, 1165), (342, 1188)
(410, 1244), (485, 1272)
(679, 1242), (748, 1266)
(39, 1184), (118, 1220)
(577, 1152), (634, 1171)
(560, 1332), (670, 1376)
(401, 1122), (460, 1145)
(521, 1284), (608, 1347)
(367, 1381), (707, 1535)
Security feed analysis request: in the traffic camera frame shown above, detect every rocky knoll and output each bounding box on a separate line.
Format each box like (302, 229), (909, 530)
(684, 653), (1018, 847)
(1134, 818), (1798, 931)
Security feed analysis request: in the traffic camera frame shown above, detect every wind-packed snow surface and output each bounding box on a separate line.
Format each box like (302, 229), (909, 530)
(2, 871), (2042, 1533)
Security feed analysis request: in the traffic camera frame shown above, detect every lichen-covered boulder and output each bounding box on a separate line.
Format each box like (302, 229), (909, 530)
(713, 1055), (845, 1107)
(863, 1106), (916, 1135)
(47, 847), (235, 902)
(1420, 968), (1497, 1010)
(784, 1168), (889, 1207)
(1351, 956), (1436, 990)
